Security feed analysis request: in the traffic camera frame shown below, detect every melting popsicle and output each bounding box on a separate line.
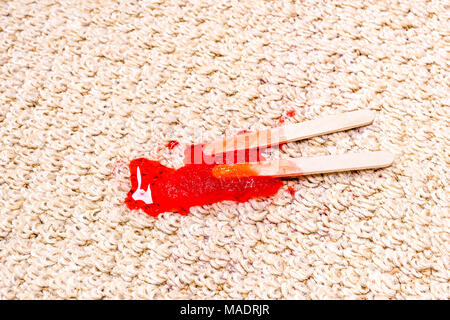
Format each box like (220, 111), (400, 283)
(124, 158), (283, 217)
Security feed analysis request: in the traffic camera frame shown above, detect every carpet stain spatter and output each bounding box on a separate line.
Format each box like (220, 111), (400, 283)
(167, 140), (180, 150)
(287, 186), (297, 198)
(286, 110), (296, 118)
(278, 110), (296, 125)
(125, 158), (283, 216)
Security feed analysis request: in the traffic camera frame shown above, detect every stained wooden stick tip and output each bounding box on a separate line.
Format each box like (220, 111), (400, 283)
(203, 109), (377, 156)
(212, 151), (394, 178)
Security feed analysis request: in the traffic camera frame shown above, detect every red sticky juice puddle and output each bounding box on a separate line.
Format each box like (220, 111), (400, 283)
(125, 133), (288, 217)
(125, 158), (283, 217)
(167, 140), (180, 150)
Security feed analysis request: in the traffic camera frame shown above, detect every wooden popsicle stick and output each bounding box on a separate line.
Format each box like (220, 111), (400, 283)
(203, 110), (376, 156)
(211, 151), (394, 178)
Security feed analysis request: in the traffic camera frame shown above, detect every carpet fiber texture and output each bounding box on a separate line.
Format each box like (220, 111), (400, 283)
(0, 0), (448, 299)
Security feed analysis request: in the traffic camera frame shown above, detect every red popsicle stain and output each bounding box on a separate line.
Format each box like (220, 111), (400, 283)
(125, 158), (283, 217)
(167, 140), (179, 150)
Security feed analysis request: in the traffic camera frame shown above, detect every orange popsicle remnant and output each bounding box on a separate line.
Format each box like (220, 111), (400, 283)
(212, 163), (259, 178)
(213, 159), (304, 178)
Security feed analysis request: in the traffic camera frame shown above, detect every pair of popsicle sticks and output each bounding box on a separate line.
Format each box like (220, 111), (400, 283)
(203, 110), (394, 178)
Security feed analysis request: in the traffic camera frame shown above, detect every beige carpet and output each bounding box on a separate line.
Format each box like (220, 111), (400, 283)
(0, 0), (448, 299)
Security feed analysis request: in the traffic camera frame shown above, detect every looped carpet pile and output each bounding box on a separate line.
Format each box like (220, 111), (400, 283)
(0, 0), (448, 299)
